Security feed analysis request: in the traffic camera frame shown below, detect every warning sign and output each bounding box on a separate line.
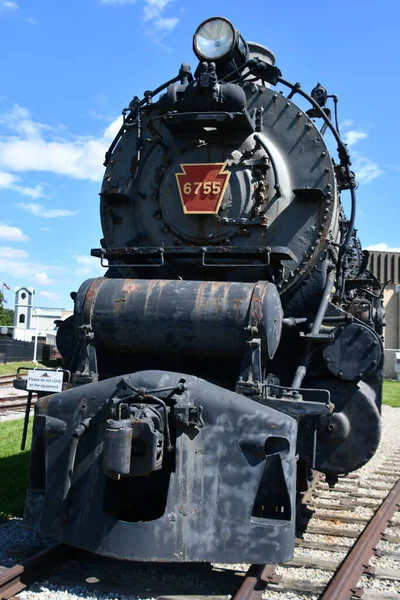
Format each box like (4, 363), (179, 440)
(27, 369), (63, 393)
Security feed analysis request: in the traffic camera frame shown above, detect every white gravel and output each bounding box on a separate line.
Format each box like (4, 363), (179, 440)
(17, 586), (155, 600)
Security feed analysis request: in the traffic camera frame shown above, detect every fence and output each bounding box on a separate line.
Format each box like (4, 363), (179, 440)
(0, 338), (52, 364)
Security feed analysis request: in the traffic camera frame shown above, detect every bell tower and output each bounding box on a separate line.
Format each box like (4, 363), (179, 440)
(13, 287), (35, 330)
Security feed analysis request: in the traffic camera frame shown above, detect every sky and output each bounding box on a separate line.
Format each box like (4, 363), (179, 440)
(0, 0), (399, 311)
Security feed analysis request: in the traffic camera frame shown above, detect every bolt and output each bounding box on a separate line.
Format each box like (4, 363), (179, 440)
(326, 357), (331, 363)
(321, 152), (326, 157)
(297, 111), (302, 118)
(306, 123), (312, 129)
(339, 371), (344, 377)
(359, 372), (364, 378)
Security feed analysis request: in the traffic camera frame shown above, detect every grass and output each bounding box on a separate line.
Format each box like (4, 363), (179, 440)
(382, 380), (400, 407)
(0, 360), (59, 377)
(0, 418), (32, 518)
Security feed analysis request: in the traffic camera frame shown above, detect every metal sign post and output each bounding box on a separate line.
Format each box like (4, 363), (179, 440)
(15, 367), (71, 452)
(20, 391), (33, 451)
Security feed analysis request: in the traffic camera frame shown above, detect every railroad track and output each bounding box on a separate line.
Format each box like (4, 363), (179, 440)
(0, 375), (37, 413)
(0, 395), (36, 413)
(0, 376), (15, 388)
(0, 543), (69, 599)
(233, 456), (400, 600)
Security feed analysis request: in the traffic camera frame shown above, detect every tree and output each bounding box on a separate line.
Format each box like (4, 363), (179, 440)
(0, 291), (14, 326)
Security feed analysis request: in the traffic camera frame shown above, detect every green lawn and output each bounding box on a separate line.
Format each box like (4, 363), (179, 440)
(0, 360), (59, 377)
(0, 418), (32, 518)
(382, 380), (400, 407)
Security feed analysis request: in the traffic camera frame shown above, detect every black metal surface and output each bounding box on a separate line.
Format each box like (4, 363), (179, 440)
(25, 370), (297, 563)
(323, 322), (383, 380)
(73, 278), (283, 360)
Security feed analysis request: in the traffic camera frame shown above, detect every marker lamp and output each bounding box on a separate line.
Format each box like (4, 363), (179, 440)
(193, 17), (236, 61)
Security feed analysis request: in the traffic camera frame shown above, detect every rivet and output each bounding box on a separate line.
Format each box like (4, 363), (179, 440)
(321, 152), (326, 157)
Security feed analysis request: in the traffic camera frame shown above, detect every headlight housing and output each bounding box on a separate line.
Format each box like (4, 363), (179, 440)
(193, 17), (237, 61)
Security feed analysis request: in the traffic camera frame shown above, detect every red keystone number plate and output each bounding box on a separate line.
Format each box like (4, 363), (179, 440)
(175, 163), (231, 214)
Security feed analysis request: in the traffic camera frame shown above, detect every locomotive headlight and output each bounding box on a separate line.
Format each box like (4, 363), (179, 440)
(193, 17), (236, 61)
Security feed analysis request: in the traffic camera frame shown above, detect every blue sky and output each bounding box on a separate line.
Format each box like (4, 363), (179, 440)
(0, 0), (398, 311)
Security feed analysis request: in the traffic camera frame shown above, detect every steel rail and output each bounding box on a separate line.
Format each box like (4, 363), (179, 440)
(232, 564), (278, 600)
(0, 394), (32, 403)
(0, 401), (36, 413)
(0, 543), (68, 599)
(320, 476), (400, 600)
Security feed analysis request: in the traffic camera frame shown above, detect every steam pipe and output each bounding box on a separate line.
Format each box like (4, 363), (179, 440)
(291, 267), (336, 390)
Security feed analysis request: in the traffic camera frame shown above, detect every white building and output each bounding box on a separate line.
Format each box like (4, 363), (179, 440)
(12, 286), (72, 343)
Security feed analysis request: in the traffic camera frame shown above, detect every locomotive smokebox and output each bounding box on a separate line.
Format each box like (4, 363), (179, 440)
(74, 278), (282, 360)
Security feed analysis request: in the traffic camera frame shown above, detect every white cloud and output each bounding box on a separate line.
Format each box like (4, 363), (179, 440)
(0, 246), (28, 261)
(17, 202), (77, 218)
(143, 0), (173, 20)
(0, 1), (19, 15)
(101, 0), (136, 3)
(143, 0), (178, 37)
(0, 224), (29, 241)
(39, 290), (62, 300)
(0, 170), (43, 198)
(30, 272), (56, 285)
(343, 130), (367, 146)
(365, 243), (400, 253)
(340, 123), (382, 185)
(102, 0), (179, 38)
(153, 16), (178, 32)
(0, 105), (122, 182)
(352, 152), (383, 185)
(74, 254), (104, 276)
(0, 245), (66, 280)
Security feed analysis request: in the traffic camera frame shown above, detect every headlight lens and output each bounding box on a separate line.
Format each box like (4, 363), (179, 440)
(193, 17), (235, 61)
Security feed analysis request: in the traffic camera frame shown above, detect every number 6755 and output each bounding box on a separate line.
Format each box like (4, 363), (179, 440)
(183, 181), (221, 195)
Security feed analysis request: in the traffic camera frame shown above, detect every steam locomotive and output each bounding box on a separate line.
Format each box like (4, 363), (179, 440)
(24, 17), (384, 564)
